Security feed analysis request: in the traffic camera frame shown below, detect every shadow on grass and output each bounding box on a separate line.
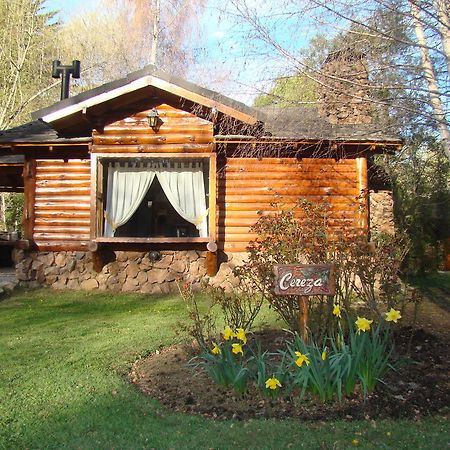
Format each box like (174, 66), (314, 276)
(0, 386), (196, 449)
(2, 380), (448, 450)
(404, 273), (450, 313)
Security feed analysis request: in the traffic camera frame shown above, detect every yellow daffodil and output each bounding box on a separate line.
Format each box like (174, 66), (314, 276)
(211, 342), (221, 355)
(332, 304), (342, 319)
(294, 351), (310, 367)
(223, 326), (235, 341)
(355, 317), (373, 333)
(231, 343), (243, 355)
(321, 350), (327, 361)
(265, 377), (282, 390)
(235, 328), (247, 344)
(352, 438), (359, 446)
(385, 308), (402, 323)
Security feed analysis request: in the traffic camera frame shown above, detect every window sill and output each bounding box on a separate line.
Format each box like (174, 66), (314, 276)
(94, 237), (209, 244)
(88, 237), (214, 253)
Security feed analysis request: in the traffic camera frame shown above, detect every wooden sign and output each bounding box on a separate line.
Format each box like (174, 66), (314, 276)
(273, 264), (336, 296)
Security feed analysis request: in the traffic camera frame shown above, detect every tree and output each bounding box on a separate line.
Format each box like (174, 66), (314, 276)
(57, 0), (205, 88)
(253, 73), (318, 107)
(0, 0), (60, 129)
(215, 0), (449, 270)
(381, 139), (450, 271)
(220, 0), (449, 160)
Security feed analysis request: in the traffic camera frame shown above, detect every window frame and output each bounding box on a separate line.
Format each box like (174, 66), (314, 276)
(90, 152), (216, 245)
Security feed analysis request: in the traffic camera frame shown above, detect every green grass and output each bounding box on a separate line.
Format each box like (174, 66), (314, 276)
(0, 288), (448, 449)
(406, 271), (450, 291)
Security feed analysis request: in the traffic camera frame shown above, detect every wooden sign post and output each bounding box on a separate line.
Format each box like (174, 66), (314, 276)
(273, 264), (336, 340)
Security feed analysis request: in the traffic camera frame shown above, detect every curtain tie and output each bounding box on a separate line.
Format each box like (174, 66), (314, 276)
(193, 209), (209, 229)
(104, 210), (118, 231)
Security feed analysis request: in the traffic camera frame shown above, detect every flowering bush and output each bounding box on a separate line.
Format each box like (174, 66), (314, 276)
(196, 327), (250, 395)
(288, 309), (401, 401)
(286, 334), (337, 403)
(197, 326), (289, 397)
(195, 327), (251, 395)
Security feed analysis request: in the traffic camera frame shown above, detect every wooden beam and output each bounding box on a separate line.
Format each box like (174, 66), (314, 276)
(206, 251), (218, 276)
(209, 153), (217, 243)
(207, 150), (218, 276)
(356, 157), (369, 232)
(94, 152), (213, 159)
(90, 153), (98, 240)
(91, 143), (213, 153)
(92, 248), (116, 272)
(23, 158), (36, 241)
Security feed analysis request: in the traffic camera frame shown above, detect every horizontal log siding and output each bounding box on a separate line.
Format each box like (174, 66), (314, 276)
(91, 104), (213, 153)
(34, 159), (91, 250)
(218, 158), (362, 252)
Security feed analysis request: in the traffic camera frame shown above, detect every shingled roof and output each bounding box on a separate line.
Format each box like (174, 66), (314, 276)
(256, 107), (401, 143)
(0, 64), (401, 146)
(0, 120), (91, 146)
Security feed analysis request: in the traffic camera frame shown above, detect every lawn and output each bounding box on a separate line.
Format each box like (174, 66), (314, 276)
(0, 288), (448, 449)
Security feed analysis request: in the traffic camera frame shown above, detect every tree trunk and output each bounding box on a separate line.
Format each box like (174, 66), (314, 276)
(0, 193), (6, 230)
(410, 0), (450, 162)
(150, 0), (160, 65)
(433, 0), (450, 74)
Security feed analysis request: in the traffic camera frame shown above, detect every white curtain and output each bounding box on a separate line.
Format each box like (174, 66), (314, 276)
(104, 162), (156, 237)
(103, 160), (209, 238)
(156, 161), (209, 238)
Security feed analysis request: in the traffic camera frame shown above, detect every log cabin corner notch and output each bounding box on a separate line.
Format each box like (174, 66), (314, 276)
(0, 61), (401, 293)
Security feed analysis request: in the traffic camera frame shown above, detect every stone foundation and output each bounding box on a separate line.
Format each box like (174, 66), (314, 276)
(13, 249), (247, 293)
(369, 190), (395, 234)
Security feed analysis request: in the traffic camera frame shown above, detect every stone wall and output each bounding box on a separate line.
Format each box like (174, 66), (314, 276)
(369, 190), (395, 234)
(13, 249), (246, 293)
(318, 50), (373, 124)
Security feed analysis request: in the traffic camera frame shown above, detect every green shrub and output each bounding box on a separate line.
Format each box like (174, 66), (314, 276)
(239, 199), (410, 336)
(176, 281), (217, 351)
(208, 279), (264, 331)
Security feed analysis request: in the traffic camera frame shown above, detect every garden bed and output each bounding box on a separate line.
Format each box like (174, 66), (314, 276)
(131, 326), (449, 421)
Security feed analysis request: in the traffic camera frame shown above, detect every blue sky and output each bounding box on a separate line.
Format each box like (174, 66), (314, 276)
(44, 0), (96, 19)
(42, 0), (312, 105)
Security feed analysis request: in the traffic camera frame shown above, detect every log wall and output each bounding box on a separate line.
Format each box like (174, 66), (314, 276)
(28, 107), (369, 256)
(91, 103), (213, 153)
(218, 157), (365, 252)
(33, 159), (91, 251)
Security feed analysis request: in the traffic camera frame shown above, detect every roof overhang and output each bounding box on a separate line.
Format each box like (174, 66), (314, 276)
(214, 134), (402, 152)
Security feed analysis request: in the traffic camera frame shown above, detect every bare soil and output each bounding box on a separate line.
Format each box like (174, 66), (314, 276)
(131, 292), (450, 421)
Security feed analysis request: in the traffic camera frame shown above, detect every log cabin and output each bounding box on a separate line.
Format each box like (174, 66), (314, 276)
(0, 52), (400, 293)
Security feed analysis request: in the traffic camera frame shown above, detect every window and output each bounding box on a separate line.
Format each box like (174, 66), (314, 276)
(92, 154), (216, 242)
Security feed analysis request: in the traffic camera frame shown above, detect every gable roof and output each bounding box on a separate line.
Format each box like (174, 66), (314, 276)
(32, 65), (263, 133)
